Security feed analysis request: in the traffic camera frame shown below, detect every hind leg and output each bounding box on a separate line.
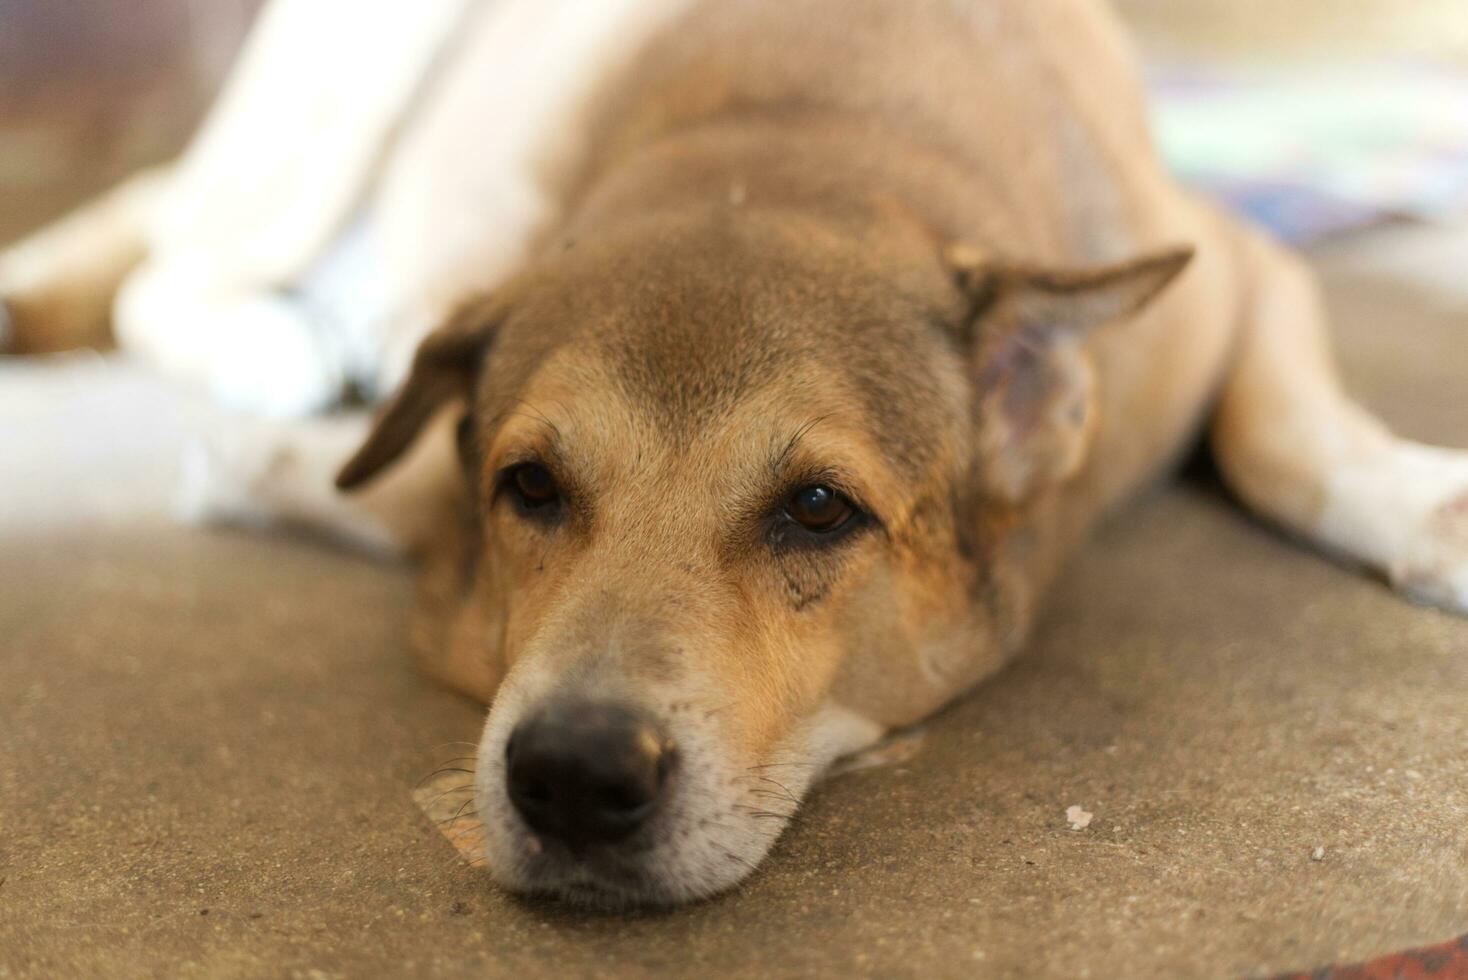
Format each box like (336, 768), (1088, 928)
(0, 168), (169, 354)
(1210, 227), (1468, 614)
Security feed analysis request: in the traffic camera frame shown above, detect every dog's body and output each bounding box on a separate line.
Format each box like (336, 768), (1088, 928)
(5, 0), (1467, 907)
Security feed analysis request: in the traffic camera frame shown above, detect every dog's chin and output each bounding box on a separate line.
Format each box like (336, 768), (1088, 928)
(499, 839), (744, 911)
(477, 800), (782, 910)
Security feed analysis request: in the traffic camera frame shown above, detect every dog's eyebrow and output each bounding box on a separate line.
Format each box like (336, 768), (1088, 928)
(480, 400), (572, 477)
(497, 400), (564, 440)
(764, 415), (894, 528)
(770, 415), (833, 476)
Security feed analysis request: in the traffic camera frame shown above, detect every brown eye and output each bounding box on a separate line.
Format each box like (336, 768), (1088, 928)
(786, 485), (854, 533)
(508, 462), (559, 510)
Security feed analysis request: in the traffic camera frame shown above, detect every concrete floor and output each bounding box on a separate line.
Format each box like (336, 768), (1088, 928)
(1, 238), (1466, 977)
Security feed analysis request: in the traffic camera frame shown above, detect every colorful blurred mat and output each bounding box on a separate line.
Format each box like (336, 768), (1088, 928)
(1150, 62), (1468, 243)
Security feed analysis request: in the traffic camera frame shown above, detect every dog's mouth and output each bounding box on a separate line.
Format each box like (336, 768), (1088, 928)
(462, 695), (820, 908)
(483, 783), (790, 910)
(506, 829), (688, 910)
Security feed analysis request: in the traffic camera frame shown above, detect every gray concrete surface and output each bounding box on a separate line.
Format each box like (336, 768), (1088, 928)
(1, 246), (1465, 978)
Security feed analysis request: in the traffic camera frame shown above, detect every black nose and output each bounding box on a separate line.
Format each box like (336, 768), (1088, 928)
(505, 700), (675, 849)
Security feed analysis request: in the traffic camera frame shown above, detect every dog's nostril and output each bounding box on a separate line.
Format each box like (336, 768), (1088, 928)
(505, 699), (675, 849)
(596, 782), (649, 815)
(511, 774), (552, 807)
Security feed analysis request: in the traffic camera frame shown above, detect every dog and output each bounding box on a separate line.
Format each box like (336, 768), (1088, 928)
(4, 0), (1467, 908)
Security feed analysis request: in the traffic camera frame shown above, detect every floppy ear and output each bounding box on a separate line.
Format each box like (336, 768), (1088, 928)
(335, 292), (510, 490)
(947, 244), (1194, 504)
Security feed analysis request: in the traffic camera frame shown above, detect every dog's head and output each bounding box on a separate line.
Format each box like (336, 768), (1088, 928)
(339, 205), (1188, 907)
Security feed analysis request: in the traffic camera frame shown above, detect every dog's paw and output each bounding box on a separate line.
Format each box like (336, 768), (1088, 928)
(1395, 488), (1468, 616)
(1380, 444), (1468, 616)
(116, 263), (348, 418)
(174, 413), (402, 553)
(202, 297), (345, 418)
(175, 423), (291, 530)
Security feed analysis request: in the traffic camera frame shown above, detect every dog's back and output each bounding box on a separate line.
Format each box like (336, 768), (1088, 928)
(576, 0), (1160, 260)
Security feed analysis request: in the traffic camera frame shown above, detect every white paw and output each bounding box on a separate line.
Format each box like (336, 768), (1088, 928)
(1322, 441), (1468, 616)
(174, 422), (295, 529)
(115, 262), (347, 418)
(1396, 488), (1468, 616)
(174, 414), (401, 554)
(202, 296), (345, 418)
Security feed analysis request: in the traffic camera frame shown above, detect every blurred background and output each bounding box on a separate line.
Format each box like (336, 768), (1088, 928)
(3, 0), (1467, 249)
(0, 0), (262, 243)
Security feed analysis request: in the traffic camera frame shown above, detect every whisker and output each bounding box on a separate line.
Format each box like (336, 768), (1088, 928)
(421, 783), (476, 810)
(449, 823), (486, 846)
(438, 797), (480, 825)
(773, 415), (834, 475)
(733, 804), (794, 821)
(752, 774), (798, 797)
(512, 401), (563, 439)
(746, 788), (799, 807)
(419, 762), (475, 780)
(415, 766), (476, 789)
(746, 784), (799, 806)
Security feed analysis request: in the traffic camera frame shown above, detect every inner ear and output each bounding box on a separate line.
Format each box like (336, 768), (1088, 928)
(949, 244), (1194, 503)
(335, 291), (510, 491)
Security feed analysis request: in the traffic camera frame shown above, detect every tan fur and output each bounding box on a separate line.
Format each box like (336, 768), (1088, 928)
(0, 169), (166, 353)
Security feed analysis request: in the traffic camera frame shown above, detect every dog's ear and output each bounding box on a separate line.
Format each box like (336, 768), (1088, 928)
(947, 244), (1193, 504)
(336, 292), (511, 491)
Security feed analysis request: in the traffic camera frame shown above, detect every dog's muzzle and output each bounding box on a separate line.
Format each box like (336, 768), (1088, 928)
(505, 699), (677, 850)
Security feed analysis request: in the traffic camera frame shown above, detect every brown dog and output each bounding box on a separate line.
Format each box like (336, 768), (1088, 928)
(5, 0), (1467, 907)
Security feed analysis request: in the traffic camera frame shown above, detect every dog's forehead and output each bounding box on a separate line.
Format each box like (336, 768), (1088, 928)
(486, 212), (969, 472)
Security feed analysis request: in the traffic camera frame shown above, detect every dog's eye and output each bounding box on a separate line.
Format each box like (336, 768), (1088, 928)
(785, 485), (854, 533)
(506, 462), (560, 511)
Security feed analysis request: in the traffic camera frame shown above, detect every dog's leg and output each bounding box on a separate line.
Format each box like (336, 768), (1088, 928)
(178, 409), (461, 556)
(1210, 228), (1468, 614)
(113, 258), (355, 419)
(179, 407), (485, 696)
(0, 168), (170, 354)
